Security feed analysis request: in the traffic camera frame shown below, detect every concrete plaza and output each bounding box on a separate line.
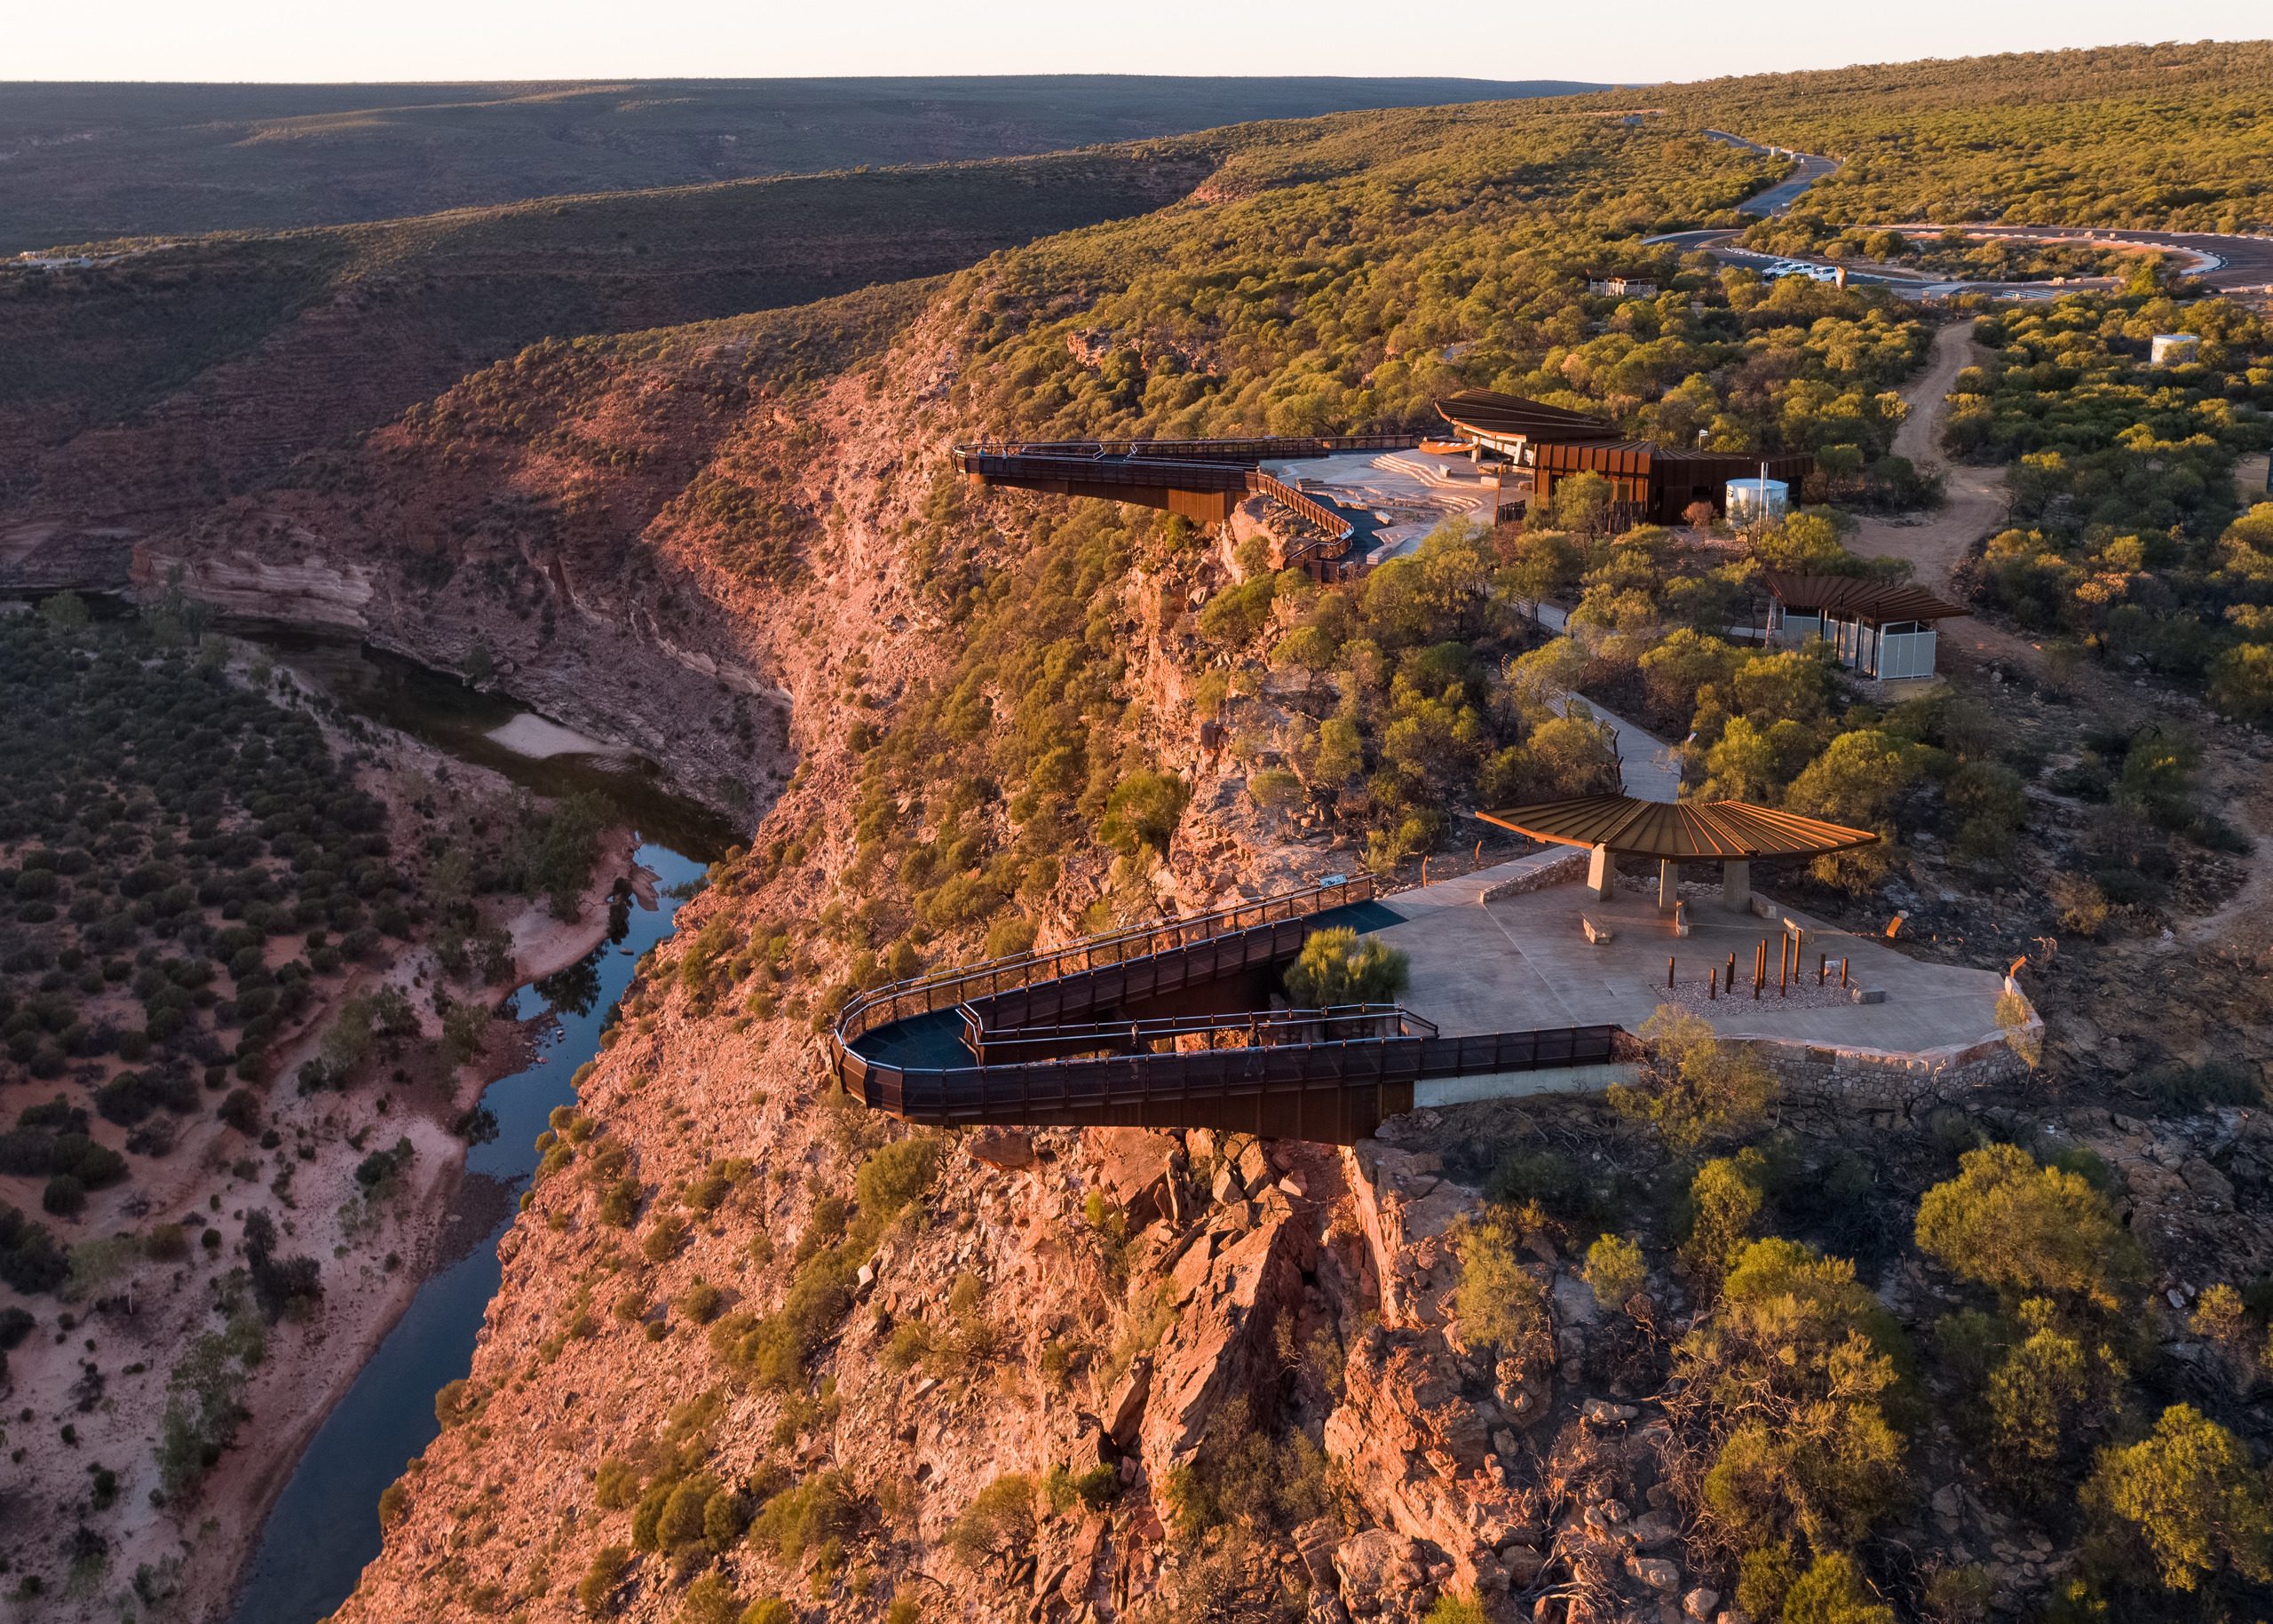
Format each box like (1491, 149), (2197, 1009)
(1366, 851), (2013, 1061)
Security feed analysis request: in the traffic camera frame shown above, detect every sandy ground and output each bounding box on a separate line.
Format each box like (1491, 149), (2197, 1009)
(484, 712), (622, 761)
(0, 674), (640, 1622)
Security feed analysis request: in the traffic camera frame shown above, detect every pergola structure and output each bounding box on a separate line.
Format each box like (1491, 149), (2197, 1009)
(1760, 572), (1968, 681)
(1477, 795), (1880, 913)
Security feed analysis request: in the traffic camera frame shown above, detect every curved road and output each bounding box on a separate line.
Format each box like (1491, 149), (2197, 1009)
(1653, 134), (2273, 300)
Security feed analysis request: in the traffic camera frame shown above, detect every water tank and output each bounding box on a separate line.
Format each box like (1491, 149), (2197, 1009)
(1724, 477), (1791, 525)
(2150, 333), (2201, 368)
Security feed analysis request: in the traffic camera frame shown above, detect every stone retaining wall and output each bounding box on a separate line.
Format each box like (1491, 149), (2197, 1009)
(1477, 848), (1588, 901)
(1744, 980), (2040, 1115)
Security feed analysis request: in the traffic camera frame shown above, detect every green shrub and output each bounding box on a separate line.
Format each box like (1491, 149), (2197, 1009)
(679, 1280), (727, 1324)
(749, 1470), (857, 1564)
(702, 1486), (753, 1550)
(1781, 1552), (1895, 1623)
(1680, 1240), (1908, 1552)
(1453, 1218), (1548, 1359)
(376, 1479), (410, 1530)
(433, 1378), (476, 1429)
(1583, 1234), (1647, 1311)
(676, 1573), (741, 1624)
(1282, 927), (1409, 1006)
(656, 1477), (716, 1549)
(574, 1545), (633, 1615)
(946, 1473), (1036, 1569)
(1915, 1145), (2142, 1314)
(855, 1138), (940, 1219)
(2084, 1403), (2273, 1594)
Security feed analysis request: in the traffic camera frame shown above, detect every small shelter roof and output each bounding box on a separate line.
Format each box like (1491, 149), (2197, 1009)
(1477, 796), (1880, 861)
(1761, 572), (1968, 623)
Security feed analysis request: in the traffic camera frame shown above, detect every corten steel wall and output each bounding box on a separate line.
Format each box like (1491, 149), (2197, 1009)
(855, 1026), (1624, 1143)
(961, 452), (1249, 526)
(1531, 444), (1814, 526)
(832, 876), (1632, 1144)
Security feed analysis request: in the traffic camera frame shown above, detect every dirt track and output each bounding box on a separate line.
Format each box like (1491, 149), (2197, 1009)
(1849, 319), (2045, 670)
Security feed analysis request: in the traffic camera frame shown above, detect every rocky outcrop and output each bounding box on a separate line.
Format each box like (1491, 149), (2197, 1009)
(131, 543), (376, 628)
(1139, 1193), (1317, 1485)
(1344, 1138), (1479, 1327)
(1325, 1327), (1547, 1598)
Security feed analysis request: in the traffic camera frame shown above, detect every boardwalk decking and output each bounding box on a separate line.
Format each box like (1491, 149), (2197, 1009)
(831, 875), (1631, 1144)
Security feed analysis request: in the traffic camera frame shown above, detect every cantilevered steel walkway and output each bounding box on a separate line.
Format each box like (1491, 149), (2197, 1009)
(831, 875), (1631, 1144)
(954, 434), (1425, 576)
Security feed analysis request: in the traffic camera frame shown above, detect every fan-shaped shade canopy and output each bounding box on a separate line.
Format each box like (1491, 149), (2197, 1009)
(1434, 391), (1612, 446)
(1477, 795), (1879, 861)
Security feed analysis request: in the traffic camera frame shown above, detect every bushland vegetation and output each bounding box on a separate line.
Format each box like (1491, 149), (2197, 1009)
(0, 606), (408, 1268)
(1639, 41), (2273, 233)
(1445, 1054), (2273, 1623)
(1944, 293), (2273, 718)
(1738, 218), (2168, 284)
(0, 600), (616, 1327)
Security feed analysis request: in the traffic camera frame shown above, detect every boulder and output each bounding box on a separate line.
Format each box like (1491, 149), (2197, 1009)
(1105, 1356), (1152, 1447)
(969, 1129), (1035, 1169)
(1332, 1528), (1426, 1617)
(1091, 1126), (1180, 1226)
(1343, 1139), (1483, 1326)
(1628, 1555), (1682, 1592)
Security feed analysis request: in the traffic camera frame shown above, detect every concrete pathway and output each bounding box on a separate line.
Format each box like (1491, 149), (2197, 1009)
(1523, 600), (1683, 803)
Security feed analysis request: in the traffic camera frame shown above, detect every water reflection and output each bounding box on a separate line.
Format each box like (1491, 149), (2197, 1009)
(229, 842), (706, 1624)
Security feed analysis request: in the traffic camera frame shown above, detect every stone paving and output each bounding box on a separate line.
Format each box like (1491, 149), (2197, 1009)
(1366, 852), (2012, 1059)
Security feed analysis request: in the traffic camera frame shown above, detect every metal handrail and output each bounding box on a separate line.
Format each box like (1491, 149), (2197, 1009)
(1251, 471), (1357, 554)
(832, 873), (1378, 1050)
(954, 432), (1424, 463)
(959, 1002), (1437, 1059)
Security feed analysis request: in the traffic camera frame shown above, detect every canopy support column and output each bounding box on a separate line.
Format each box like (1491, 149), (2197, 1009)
(1587, 844), (1615, 900)
(1658, 860), (1681, 913)
(1722, 859), (1751, 914)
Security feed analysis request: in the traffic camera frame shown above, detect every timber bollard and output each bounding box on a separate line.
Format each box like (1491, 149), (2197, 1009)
(1725, 951), (1737, 991)
(1667, 955), (1675, 989)
(1818, 953), (1826, 985)
(1708, 973), (1717, 1002)
(1840, 957), (1850, 987)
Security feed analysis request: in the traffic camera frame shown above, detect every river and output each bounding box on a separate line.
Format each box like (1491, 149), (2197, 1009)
(221, 630), (733, 1623)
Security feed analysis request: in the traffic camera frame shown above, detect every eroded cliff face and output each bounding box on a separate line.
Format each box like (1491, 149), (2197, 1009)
(236, 280), (1703, 1624)
(132, 266), (2271, 1624)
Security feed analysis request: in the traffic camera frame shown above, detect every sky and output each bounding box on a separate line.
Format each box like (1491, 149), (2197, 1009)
(8, 0), (2269, 83)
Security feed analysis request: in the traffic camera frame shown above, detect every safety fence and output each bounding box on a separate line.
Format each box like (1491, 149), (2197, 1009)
(832, 874), (1632, 1143)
